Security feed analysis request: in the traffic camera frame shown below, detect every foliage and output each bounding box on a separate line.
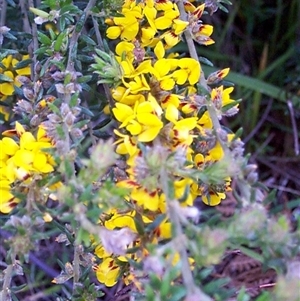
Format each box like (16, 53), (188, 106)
(0, 1), (299, 301)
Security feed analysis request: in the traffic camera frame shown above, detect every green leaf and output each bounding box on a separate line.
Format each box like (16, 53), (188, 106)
(77, 54), (94, 63)
(237, 287), (251, 301)
(79, 105), (94, 117)
(255, 291), (271, 301)
(29, 7), (49, 18)
(47, 101), (62, 115)
(37, 31), (52, 46)
(238, 246), (264, 263)
(160, 271), (171, 298)
(94, 48), (111, 62)
(3, 31), (17, 40)
(35, 46), (49, 55)
(80, 34), (96, 46)
(77, 75), (92, 84)
(14, 59), (32, 70)
(75, 13), (86, 33)
(169, 286), (187, 301)
(178, 184), (190, 203)
(60, 4), (81, 15)
(6, 0), (16, 7)
(54, 31), (67, 52)
(134, 212), (145, 235)
(199, 56), (214, 66)
(145, 214), (166, 232)
(0, 74), (13, 83)
(221, 98), (242, 112)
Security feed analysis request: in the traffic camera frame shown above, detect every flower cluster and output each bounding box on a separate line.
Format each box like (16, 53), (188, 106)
(0, 54), (31, 119)
(0, 122), (56, 213)
(92, 0), (239, 287)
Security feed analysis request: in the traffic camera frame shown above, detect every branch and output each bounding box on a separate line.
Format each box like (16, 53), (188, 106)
(66, 0), (97, 72)
(0, 0), (7, 27)
(176, 0), (229, 153)
(28, 0), (39, 82)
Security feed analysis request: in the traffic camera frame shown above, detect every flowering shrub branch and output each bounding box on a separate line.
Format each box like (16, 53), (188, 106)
(0, 1), (299, 301)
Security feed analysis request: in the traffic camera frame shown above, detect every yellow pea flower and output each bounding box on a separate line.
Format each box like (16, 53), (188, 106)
(95, 258), (120, 287)
(172, 58), (201, 85)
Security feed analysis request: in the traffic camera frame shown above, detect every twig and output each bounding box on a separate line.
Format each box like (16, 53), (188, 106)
(160, 167), (212, 300)
(72, 244), (81, 293)
(244, 99), (273, 144)
(252, 133), (275, 160)
(92, 16), (104, 49)
(66, 0), (97, 72)
(28, 0), (39, 82)
(287, 100), (299, 156)
(0, 253), (16, 301)
(19, 0), (32, 54)
(266, 182), (300, 196)
(0, 0), (7, 27)
(176, 0), (229, 154)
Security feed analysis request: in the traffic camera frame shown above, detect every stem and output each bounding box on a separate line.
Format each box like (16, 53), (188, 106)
(176, 0), (254, 205)
(0, 253), (16, 301)
(160, 168), (196, 295)
(176, 0), (229, 153)
(168, 202), (196, 294)
(19, 0), (32, 58)
(28, 0), (39, 82)
(66, 0), (97, 71)
(72, 244), (81, 292)
(0, 0), (7, 27)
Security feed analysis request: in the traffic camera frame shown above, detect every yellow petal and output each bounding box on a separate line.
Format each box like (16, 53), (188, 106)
(202, 192), (225, 206)
(154, 41), (165, 59)
(154, 16), (172, 30)
(165, 103), (178, 123)
(137, 113), (162, 127)
(106, 26), (121, 39)
(127, 120), (142, 135)
(112, 103), (134, 123)
(33, 152), (54, 173)
(1, 137), (19, 155)
(0, 83), (14, 95)
(138, 126), (161, 142)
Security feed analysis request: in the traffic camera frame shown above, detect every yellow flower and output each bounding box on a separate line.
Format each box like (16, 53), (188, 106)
(115, 41), (135, 61)
(0, 122), (56, 213)
(13, 54), (31, 76)
(112, 101), (163, 142)
(122, 74), (151, 94)
(104, 210), (138, 232)
(0, 70), (21, 96)
(106, 9), (140, 41)
(174, 178), (195, 206)
(202, 191), (226, 206)
(131, 187), (162, 211)
(0, 180), (18, 213)
(0, 54), (30, 101)
(172, 58), (201, 85)
(95, 258), (120, 287)
(114, 129), (138, 156)
(112, 86), (146, 106)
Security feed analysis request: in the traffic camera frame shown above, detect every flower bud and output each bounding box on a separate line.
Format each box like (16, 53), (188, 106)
(30, 114), (41, 127)
(60, 103), (70, 117)
(23, 87), (35, 101)
(64, 111), (75, 128)
(47, 113), (61, 124)
(70, 128), (83, 139)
